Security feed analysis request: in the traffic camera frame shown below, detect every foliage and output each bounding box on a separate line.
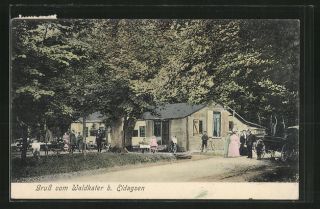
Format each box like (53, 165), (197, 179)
(131, 19), (299, 127)
(11, 19), (300, 148)
(11, 20), (89, 138)
(11, 152), (176, 181)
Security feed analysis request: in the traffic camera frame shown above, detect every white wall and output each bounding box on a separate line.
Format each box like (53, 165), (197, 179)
(70, 122), (105, 143)
(131, 120), (147, 146)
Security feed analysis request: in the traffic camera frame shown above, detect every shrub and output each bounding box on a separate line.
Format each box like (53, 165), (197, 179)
(11, 152), (175, 180)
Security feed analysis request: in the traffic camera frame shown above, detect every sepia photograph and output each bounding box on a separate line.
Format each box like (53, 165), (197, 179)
(10, 18), (300, 199)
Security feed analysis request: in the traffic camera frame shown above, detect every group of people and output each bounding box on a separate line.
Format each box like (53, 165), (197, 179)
(62, 129), (104, 153)
(223, 129), (264, 159)
(200, 129), (263, 159)
(143, 135), (178, 153)
(62, 130), (84, 153)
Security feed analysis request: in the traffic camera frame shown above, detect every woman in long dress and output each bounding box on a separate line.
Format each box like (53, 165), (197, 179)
(223, 131), (232, 158)
(228, 131), (240, 157)
(62, 132), (70, 151)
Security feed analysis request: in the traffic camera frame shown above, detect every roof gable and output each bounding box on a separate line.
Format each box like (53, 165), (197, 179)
(142, 103), (265, 129)
(72, 104), (265, 130)
(142, 103), (206, 120)
(225, 107), (265, 129)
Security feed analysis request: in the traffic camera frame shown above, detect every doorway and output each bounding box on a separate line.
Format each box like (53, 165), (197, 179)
(153, 120), (169, 145)
(161, 120), (169, 145)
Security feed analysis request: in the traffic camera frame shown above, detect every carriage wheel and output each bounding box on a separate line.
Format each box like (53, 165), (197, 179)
(291, 147), (299, 162)
(281, 144), (291, 162)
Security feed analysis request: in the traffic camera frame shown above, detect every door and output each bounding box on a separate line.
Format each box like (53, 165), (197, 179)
(161, 120), (169, 145)
(153, 120), (169, 145)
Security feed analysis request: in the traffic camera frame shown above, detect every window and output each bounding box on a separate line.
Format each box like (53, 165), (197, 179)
(90, 128), (106, 137)
(199, 120), (203, 134)
(85, 127), (89, 137)
(229, 121), (234, 131)
(213, 112), (221, 137)
(193, 119), (203, 135)
(90, 129), (97, 136)
(154, 121), (161, 137)
(99, 128), (106, 138)
(132, 130), (139, 137)
(139, 126), (146, 137)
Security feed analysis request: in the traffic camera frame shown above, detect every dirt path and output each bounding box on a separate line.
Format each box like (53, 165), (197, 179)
(53, 155), (272, 182)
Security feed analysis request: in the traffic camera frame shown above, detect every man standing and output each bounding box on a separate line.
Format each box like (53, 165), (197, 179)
(239, 130), (247, 156)
(246, 129), (256, 159)
(76, 132), (84, 152)
(69, 130), (77, 154)
(201, 131), (209, 152)
(96, 129), (103, 153)
(44, 128), (53, 156)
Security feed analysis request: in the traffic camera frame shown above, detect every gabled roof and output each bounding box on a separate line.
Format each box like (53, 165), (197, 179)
(142, 103), (206, 120)
(142, 102), (265, 129)
(226, 107), (265, 129)
(73, 103), (265, 130)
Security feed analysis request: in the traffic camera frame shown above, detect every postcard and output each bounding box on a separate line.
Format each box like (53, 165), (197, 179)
(10, 17), (300, 200)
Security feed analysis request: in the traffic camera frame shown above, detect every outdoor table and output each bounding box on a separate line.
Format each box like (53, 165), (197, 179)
(139, 144), (150, 153)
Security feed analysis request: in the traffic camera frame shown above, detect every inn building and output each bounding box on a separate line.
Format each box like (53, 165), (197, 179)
(70, 103), (265, 151)
(129, 103), (265, 151)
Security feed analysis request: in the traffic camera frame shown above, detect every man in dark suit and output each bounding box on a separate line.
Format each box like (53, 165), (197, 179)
(239, 130), (247, 156)
(69, 130), (77, 154)
(201, 131), (209, 152)
(246, 129), (256, 158)
(96, 129), (103, 153)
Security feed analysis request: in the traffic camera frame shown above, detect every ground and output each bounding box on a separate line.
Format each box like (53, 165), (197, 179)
(56, 155), (270, 182)
(15, 151), (298, 183)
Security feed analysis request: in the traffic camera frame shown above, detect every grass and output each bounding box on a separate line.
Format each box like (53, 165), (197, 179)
(248, 160), (299, 182)
(11, 152), (176, 181)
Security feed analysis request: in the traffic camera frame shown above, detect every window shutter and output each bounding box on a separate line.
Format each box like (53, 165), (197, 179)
(193, 119), (199, 135)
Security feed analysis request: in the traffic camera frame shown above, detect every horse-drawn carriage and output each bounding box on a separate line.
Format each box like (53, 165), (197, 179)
(257, 126), (299, 162)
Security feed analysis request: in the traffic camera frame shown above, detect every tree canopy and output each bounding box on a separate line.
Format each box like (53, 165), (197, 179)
(11, 19), (299, 143)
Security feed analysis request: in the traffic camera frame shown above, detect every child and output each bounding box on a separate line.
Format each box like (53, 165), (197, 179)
(170, 136), (178, 153)
(255, 138), (265, 160)
(150, 136), (158, 153)
(31, 140), (41, 160)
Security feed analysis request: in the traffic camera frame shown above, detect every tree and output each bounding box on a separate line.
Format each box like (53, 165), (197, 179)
(83, 20), (160, 147)
(11, 19), (90, 160)
(132, 19), (299, 128)
(12, 19), (300, 154)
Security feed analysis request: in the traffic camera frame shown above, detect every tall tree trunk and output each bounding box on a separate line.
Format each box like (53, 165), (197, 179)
(282, 116), (286, 130)
(122, 117), (126, 148)
(20, 124), (28, 163)
(44, 119), (47, 134)
(273, 116), (278, 136)
(110, 118), (124, 147)
(82, 115), (87, 153)
(124, 117), (136, 148)
(269, 115), (273, 135)
(257, 113), (261, 124)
